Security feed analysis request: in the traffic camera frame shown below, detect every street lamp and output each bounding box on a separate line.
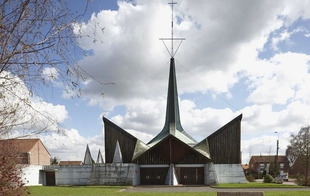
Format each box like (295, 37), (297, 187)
(274, 131), (279, 176)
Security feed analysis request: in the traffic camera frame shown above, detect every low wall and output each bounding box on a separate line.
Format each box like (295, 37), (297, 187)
(88, 164), (136, 185)
(44, 163), (137, 186)
(53, 165), (92, 185)
(214, 164), (247, 184)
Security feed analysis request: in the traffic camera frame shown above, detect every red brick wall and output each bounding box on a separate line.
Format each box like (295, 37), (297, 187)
(29, 141), (50, 165)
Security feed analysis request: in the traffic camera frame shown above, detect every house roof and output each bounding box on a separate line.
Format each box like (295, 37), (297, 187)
(242, 164), (249, 170)
(0, 138), (50, 155)
(59, 161), (82, 166)
(250, 155), (288, 163)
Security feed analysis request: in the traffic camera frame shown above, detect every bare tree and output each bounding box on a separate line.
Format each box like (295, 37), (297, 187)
(0, 1), (105, 194)
(286, 126), (310, 185)
(0, 0), (103, 137)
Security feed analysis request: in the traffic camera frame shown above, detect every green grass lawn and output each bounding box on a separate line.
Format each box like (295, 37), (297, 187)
(28, 186), (216, 196)
(265, 192), (310, 196)
(28, 186), (126, 196)
(213, 182), (304, 188)
(28, 185), (310, 196)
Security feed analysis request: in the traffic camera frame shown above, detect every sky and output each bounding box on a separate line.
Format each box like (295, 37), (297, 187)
(8, 0), (310, 164)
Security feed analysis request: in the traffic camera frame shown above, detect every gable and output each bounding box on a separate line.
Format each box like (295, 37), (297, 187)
(133, 134), (210, 164)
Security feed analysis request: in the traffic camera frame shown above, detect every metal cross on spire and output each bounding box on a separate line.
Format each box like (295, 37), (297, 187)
(160, 0), (185, 58)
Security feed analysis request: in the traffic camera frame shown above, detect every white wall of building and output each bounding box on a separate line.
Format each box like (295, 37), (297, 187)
(21, 165), (44, 186)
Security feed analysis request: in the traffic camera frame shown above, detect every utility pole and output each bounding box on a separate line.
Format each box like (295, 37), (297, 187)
(274, 131), (279, 177)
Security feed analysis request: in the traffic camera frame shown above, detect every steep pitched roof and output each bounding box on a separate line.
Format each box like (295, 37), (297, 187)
(96, 149), (104, 164)
(103, 116), (138, 163)
(83, 144), (93, 164)
(0, 138), (50, 155)
(206, 114), (242, 164)
(147, 58), (196, 146)
(207, 114), (242, 140)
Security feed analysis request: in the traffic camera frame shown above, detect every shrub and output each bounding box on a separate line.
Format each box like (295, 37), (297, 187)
(296, 175), (309, 186)
(274, 177), (283, 184)
(246, 175), (256, 182)
(263, 174), (274, 183)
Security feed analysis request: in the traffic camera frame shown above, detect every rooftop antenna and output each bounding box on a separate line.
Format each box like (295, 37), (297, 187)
(160, 0), (185, 58)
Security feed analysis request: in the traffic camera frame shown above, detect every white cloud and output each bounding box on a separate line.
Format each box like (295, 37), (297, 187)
(42, 67), (59, 82)
(246, 52), (310, 105)
(179, 99), (239, 140)
(0, 71), (68, 137)
(74, 0), (290, 106)
(242, 134), (290, 163)
(126, 129), (153, 144)
(67, 0), (310, 163)
(40, 129), (104, 161)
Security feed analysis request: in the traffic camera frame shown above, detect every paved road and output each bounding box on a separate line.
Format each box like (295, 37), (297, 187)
(123, 186), (310, 192)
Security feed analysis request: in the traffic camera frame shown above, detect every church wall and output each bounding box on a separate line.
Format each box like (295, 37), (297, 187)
(43, 164), (137, 186)
(103, 117), (137, 163)
(213, 164), (247, 183)
(53, 165), (92, 185)
(205, 162), (218, 185)
(207, 114), (242, 164)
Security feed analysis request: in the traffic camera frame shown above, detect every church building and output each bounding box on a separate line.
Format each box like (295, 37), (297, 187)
(102, 0), (246, 186)
(103, 58), (245, 185)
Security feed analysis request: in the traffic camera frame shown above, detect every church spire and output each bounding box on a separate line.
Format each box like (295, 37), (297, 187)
(147, 1), (196, 146)
(165, 57), (183, 134)
(147, 58), (196, 146)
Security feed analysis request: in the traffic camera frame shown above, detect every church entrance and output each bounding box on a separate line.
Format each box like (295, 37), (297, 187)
(176, 166), (204, 185)
(45, 171), (56, 186)
(140, 166), (169, 185)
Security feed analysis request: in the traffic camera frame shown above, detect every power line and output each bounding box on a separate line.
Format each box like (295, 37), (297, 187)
(175, 58), (241, 112)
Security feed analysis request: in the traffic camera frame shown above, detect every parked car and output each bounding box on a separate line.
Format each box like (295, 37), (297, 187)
(278, 173), (289, 181)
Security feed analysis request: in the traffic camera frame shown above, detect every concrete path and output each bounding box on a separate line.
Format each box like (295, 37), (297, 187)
(123, 186), (310, 193)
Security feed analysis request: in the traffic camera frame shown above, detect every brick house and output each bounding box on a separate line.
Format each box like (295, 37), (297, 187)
(59, 161), (83, 166)
(0, 138), (50, 165)
(0, 138), (51, 185)
(249, 155), (289, 174)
